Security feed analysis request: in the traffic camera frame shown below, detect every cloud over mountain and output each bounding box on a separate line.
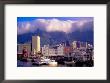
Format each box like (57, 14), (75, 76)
(17, 18), (93, 35)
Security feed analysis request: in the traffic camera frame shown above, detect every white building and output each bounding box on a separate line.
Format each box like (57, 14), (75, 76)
(80, 42), (88, 48)
(87, 44), (93, 49)
(48, 48), (57, 56)
(57, 45), (64, 56)
(41, 45), (49, 56)
(41, 44), (64, 57)
(32, 36), (40, 54)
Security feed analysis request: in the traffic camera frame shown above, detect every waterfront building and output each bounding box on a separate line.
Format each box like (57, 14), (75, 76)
(17, 43), (31, 54)
(48, 48), (57, 56)
(57, 45), (64, 56)
(32, 36), (40, 54)
(64, 46), (72, 56)
(41, 45), (49, 56)
(41, 44), (65, 57)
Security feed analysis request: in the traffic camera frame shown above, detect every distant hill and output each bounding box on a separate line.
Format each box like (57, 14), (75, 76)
(17, 28), (93, 46)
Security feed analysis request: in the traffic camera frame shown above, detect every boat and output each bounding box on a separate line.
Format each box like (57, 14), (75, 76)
(64, 61), (75, 66)
(48, 60), (58, 67)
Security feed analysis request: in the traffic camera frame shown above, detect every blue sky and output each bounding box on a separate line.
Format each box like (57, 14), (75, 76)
(17, 17), (93, 22)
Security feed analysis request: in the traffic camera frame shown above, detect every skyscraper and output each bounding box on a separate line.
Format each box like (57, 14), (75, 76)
(66, 40), (70, 46)
(32, 36), (40, 54)
(72, 41), (77, 49)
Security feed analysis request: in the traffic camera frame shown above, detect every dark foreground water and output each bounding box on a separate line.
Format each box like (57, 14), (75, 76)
(17, 60), (93, 67)
(17, 60), (70, 67)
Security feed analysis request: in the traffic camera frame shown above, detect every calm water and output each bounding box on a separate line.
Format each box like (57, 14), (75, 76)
(17, 60), (92, 67)
(17, 60), (74, 67)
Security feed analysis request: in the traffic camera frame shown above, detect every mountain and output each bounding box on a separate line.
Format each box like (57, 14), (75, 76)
(17, 29), (93, 46)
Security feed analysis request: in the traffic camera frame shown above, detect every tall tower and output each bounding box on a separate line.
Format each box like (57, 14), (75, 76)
(72, 41), (77, 49)
(32, 36), (40, 54)
(86, 42), (88, 48)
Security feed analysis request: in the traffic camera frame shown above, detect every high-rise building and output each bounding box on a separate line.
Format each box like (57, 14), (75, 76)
(66, 40), (70, 46)
(32, 36), (40, 54)
(86, 42), (88, 48)
(72, 41), (77, 49)
(76, 41), (80, 48)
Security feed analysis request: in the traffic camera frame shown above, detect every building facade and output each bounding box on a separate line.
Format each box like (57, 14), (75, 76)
(41, 45), (64, 57)
(32, 36), (40, 54)
(71, 41), (77, 49)
(57, 45), (64, 56)
(41, 45), (49, 56)
(17, 44), (31, 54)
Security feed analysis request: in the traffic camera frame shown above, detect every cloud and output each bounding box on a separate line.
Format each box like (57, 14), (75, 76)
(17, 18), (93, 35)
